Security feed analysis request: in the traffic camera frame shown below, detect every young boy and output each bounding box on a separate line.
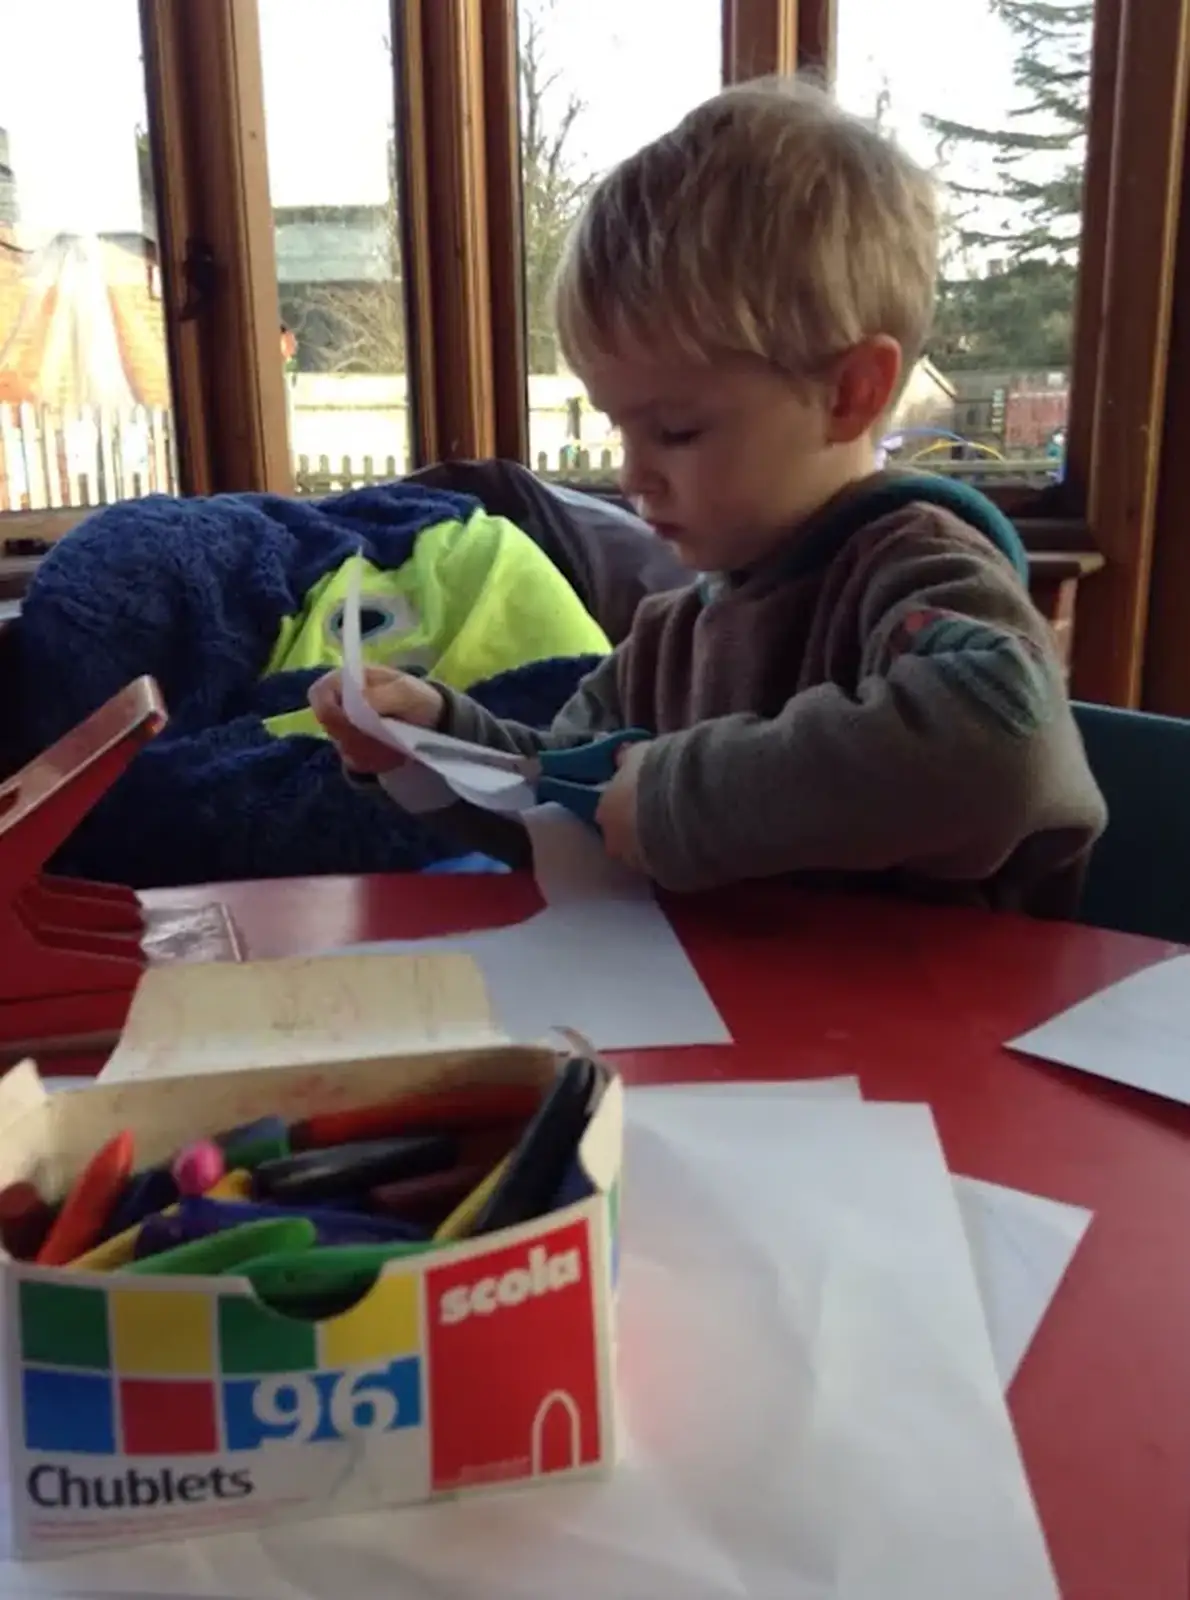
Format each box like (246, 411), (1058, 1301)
(311, 78), (1106, 916)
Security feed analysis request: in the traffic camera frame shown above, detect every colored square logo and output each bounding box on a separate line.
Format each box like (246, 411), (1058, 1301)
(23, 1368), (115, 1454)
(20, 1280), (109, 1369)
(426, 1218), (602, 1492)
(218, 1293), (317, 1375)
(120, 1378), (219, 1456)
(111, 1289), (214, 1377)
(318, 1273), (420, 1369)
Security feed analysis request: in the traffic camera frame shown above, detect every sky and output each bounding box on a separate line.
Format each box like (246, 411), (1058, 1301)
(0, 0), (1042, 237)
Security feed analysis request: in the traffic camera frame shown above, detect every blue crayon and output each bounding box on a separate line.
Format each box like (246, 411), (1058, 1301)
(176, 1195), (429, 1246)
(133, 1210), (190, 1260)
(105, 1166), (178, 1240)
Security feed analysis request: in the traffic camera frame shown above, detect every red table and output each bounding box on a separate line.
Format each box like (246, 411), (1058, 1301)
(144, 872), (1190, 1600)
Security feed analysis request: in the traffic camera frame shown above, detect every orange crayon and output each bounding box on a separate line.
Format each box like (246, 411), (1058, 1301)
(36, 1132), (135, 1267)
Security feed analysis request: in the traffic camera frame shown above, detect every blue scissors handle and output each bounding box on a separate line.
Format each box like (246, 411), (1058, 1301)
(534, 728), (651, 827)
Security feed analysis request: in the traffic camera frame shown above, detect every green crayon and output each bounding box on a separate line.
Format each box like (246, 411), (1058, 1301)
(242, 1240), (437, 1315)
(122, 1217), (316, 1276)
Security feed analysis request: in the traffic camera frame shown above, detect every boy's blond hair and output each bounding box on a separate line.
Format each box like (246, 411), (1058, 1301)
(555, 77), (939, 394)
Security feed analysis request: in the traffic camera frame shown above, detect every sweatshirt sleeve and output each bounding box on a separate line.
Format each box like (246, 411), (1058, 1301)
(436, 649), (625, 752)
(349, 651), (627, 869)
(634, 523), (1107, 893)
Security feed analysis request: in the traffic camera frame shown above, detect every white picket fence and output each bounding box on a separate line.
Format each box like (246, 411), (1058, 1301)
(0, 403), (177, 512)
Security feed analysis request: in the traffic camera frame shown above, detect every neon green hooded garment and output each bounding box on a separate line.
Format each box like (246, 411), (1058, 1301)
(262, 508), (610, 740)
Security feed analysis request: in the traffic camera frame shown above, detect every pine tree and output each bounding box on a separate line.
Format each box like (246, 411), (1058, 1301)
(925, 1), (1093, 263)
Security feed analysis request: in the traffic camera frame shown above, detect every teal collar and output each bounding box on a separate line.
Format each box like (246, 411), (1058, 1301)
(697, 471), (1029, 603)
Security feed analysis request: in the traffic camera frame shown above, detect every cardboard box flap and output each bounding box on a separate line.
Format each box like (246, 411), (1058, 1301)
(101, 951), (506, 1084)
(0, 1059), (49, 1145)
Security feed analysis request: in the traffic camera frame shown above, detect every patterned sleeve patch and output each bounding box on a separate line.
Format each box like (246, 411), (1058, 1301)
(885, 607), (1052, 737)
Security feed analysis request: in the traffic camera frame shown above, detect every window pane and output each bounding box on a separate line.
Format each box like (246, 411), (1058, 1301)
(0, 0), (175, 515)
(836, 0), (1093, 489)
(259, 0), (410, 495)
(517, 0), (721, 482)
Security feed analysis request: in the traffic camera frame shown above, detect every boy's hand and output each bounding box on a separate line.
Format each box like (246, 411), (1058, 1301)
(595, 740), (649, 871)
(308, 666), (444, 774)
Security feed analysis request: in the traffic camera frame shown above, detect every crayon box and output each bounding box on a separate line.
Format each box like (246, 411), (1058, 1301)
(0, 955), (622, 1557)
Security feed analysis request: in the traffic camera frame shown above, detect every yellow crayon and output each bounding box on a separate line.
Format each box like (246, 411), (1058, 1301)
(432, 1156), (510, 1243)
(68, 1169), (252, 1271)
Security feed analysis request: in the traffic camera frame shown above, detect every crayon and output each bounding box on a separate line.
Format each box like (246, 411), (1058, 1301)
(242, 1240), (438, 1314)
(172, 1139), (225, 1196)
(253, 1136), (456, 1205)
(469, 1057), (606, 1237)
(370, 1163), (490, 1224)
(37, 1132), (135, 1266)
(104, 1165), (178, 1239)
(432, 1156), (511, 1242)
(133, 1211), (191, 1260)
(292, 1083), (543, 1151)
(0, 1181), (55, 1261)
(123, 1216), (316, 1277)
(173, 1195), (428, 1246)
(216, 1115), (289, 1170)
(69, 1169), (252, 1271)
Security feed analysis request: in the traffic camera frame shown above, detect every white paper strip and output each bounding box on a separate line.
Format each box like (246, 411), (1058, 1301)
(341, 560), (535, 813)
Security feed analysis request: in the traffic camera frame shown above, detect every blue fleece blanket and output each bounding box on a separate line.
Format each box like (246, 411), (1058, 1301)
(15, 486), (597, 888)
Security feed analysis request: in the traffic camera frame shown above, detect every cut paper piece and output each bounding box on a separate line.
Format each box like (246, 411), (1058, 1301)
(336, 557), (730, 1052)
(347, 805), (731, 1050)
(1009, 953), (1190, 1106)
(0, 1097), (1058, 1598)
(629, 1081), (1092, 1389)
(953, 1176), (1091, 1388)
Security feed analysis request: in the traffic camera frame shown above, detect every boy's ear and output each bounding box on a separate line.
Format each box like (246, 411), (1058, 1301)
(825, 337), (902, 444)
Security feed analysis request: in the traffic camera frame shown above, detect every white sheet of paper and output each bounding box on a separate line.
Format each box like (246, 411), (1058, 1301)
(1009, 953), (1190, 1106)
(334, 558), (730, 1051)
(635, 1081), (1092, 1389)
(1, 1097), (1058, 1599)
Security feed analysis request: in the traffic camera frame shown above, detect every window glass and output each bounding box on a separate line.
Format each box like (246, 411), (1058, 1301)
(259, 0), (410, 494)
(516, 0), (721, 481)
(837, 0), (1093, 486)
(0, 0), (175, 515)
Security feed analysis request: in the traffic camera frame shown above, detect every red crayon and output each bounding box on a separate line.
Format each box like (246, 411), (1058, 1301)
(37, 1131), (135, 1266)
(370, 1163), (491, 1224)
(294, 1083), (543, 1150)
(0, 1182), (55, 1261)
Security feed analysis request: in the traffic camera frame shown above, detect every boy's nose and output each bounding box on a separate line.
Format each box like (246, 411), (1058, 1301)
(618, 443), (663, 502)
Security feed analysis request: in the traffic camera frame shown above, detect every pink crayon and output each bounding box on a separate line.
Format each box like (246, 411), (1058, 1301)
(171, 1139), (225, 1197)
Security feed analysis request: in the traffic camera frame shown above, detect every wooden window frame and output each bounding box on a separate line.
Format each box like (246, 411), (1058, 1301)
(1142, 81), (1190, 716)
(141, 0), (292, 499)
(395, 0), (497, 465)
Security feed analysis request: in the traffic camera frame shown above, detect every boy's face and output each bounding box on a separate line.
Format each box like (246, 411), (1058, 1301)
(578, 341), (890, 572)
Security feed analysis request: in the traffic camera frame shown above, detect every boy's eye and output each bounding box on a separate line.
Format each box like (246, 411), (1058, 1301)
(656, 427), (703, 447)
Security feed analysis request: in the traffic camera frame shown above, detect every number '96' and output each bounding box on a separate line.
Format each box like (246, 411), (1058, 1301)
(223, 1358), (422, 1451)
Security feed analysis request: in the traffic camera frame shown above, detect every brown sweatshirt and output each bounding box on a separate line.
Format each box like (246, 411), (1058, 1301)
(375, 476), (1107, 915)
